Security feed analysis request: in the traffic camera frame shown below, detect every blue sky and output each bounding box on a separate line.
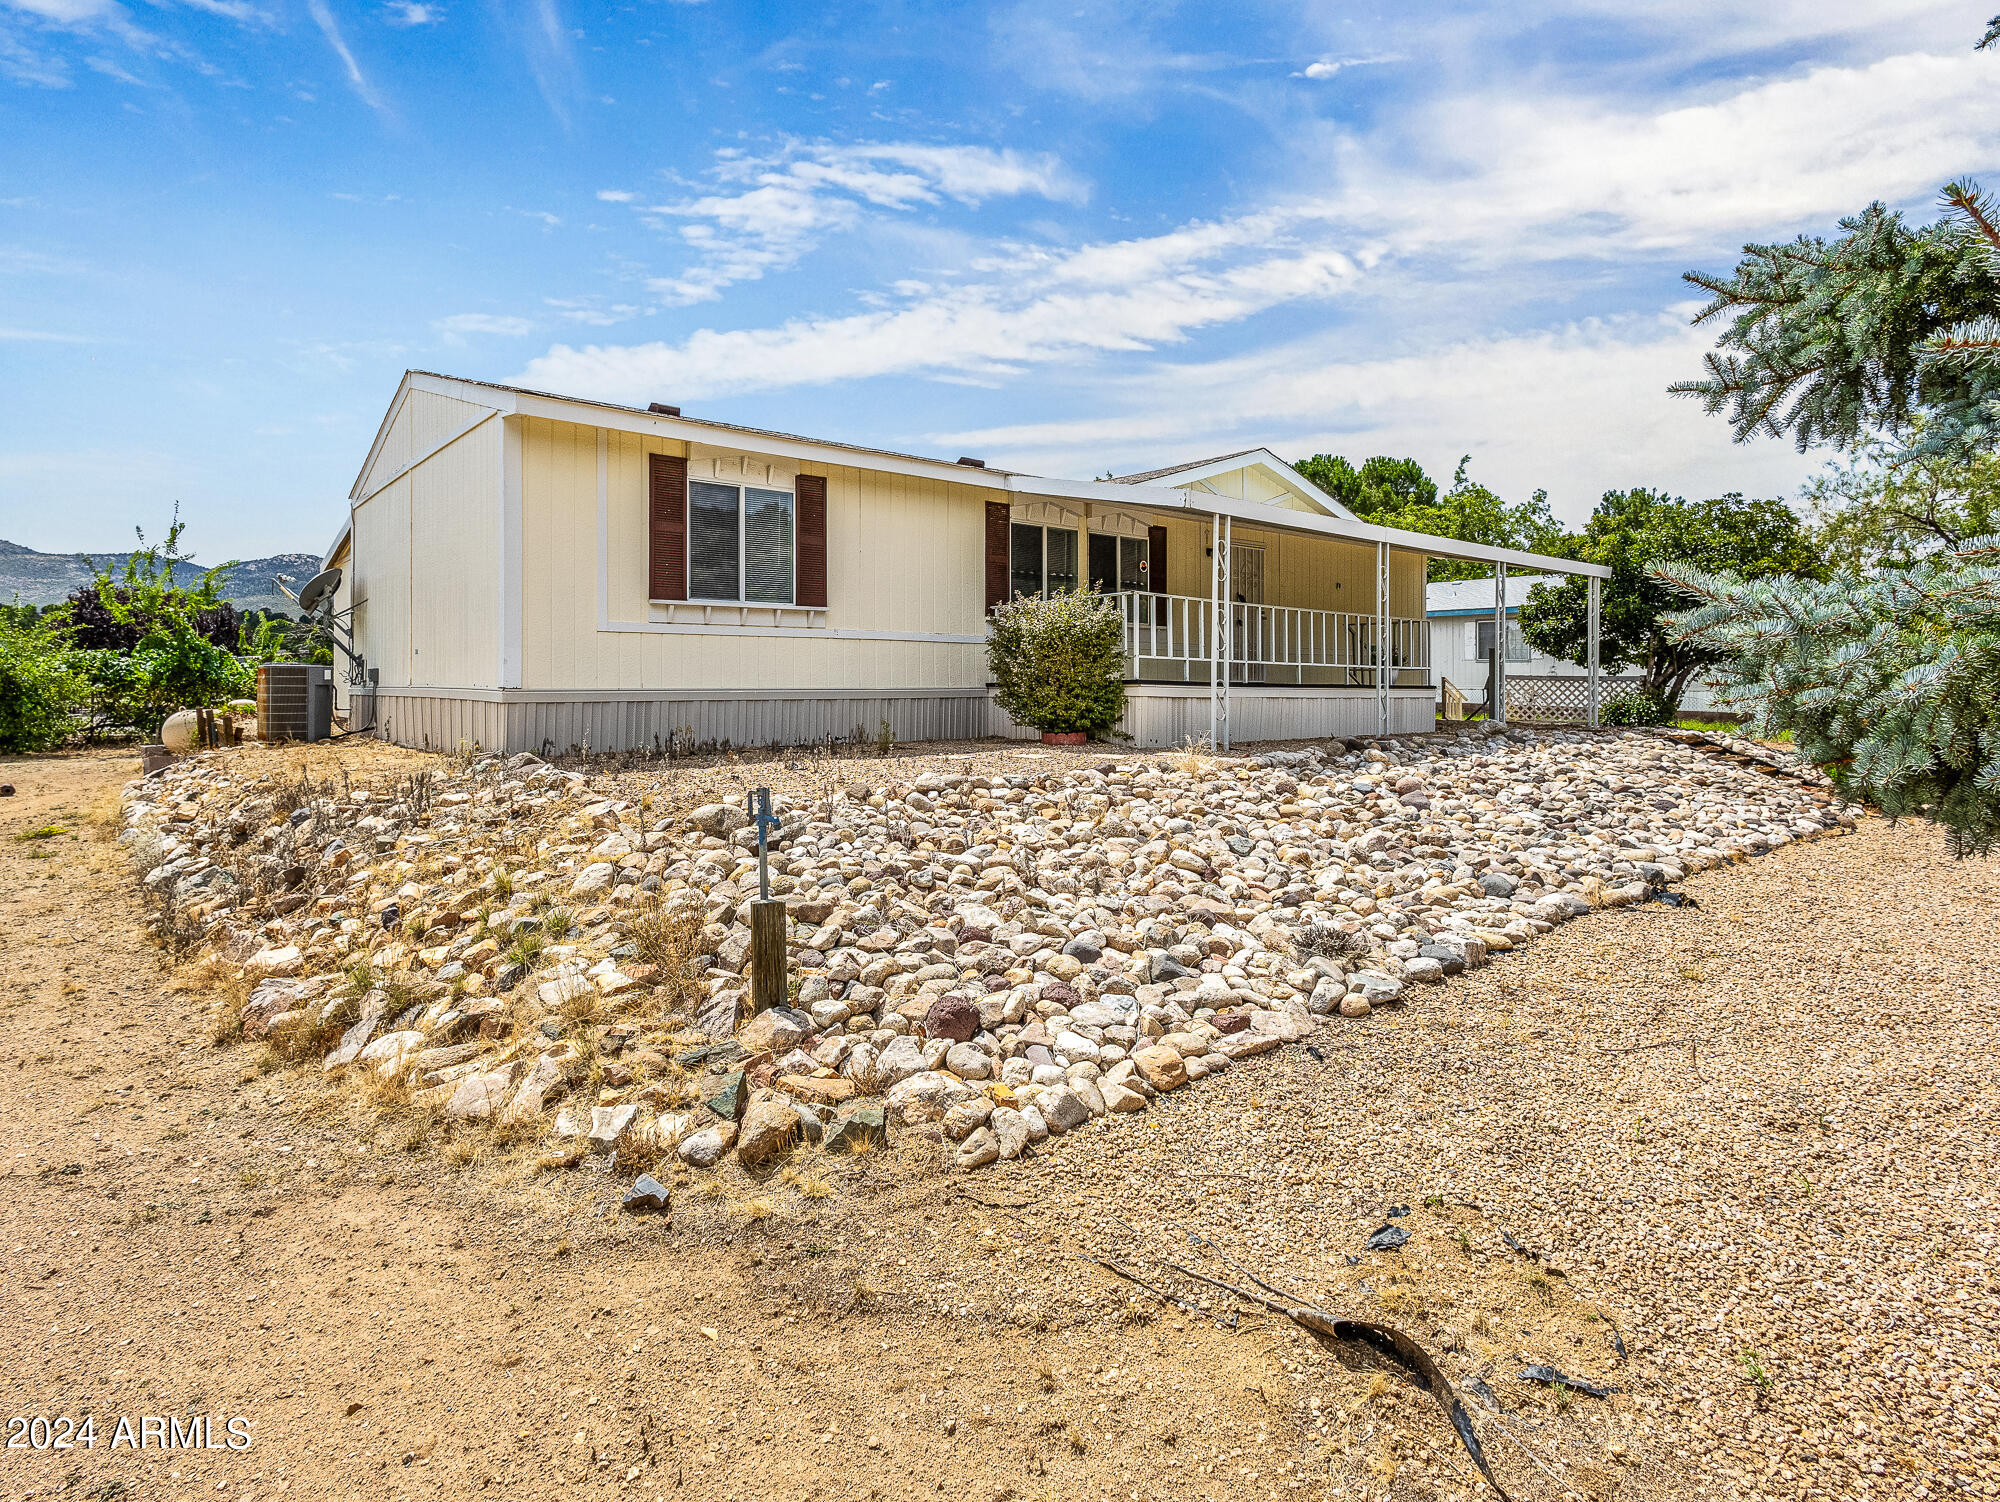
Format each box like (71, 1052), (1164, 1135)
(2, 0), (1997, 559)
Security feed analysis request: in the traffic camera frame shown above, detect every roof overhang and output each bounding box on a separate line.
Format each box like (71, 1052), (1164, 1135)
(349, 370), (1023, 502)
(323, 516), (352, 572)
(1004, 473), (1609, 579)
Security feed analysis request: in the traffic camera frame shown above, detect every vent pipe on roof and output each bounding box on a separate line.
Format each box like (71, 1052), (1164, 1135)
(956, 456), (986, 468)
(649, 402), (681, 416)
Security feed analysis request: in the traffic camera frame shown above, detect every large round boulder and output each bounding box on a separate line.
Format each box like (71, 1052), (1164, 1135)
(923, 993), (980, 1042)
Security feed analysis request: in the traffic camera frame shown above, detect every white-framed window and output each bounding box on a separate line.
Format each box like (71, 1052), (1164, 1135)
(689, 479), (795, 605)
(1010, 523), (1079, 599)
(1475, 618), (1531, 662)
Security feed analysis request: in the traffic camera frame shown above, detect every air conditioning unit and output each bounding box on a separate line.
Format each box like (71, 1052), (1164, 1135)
(258, 663), (334, 742)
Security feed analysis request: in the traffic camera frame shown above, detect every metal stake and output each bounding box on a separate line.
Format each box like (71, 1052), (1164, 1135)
(744, 787), (786, 1014)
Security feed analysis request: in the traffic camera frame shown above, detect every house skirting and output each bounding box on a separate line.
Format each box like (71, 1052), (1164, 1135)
(992, 683), (1437, 747)
(361, 683), (1438, 756)
(364, 687), (993, 756)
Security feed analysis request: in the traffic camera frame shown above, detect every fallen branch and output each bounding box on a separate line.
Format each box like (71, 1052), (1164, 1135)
(1084, 1256), (1199, 1315)
(1102, 1256), (1514, 1500)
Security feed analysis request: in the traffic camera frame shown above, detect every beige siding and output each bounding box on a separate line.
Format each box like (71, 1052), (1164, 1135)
(350, 419), (501, 691)
(517, 416), (991, 693)
(351, 483), (410, 687)
(358, 388), (496, 500)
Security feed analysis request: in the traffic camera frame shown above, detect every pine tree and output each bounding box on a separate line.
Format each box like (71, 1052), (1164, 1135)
(1672, 180), (2000, 464)
(1657, 539), (2000, 856)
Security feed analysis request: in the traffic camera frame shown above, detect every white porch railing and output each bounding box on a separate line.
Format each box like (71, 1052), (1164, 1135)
(1106, 591), (1431, 687)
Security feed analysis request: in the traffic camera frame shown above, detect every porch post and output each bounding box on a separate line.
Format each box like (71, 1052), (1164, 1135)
(1586, 573), (1601, 729)
(1492, 561), (1508, 727)
(1210, 517), (1228, 752)
(1208, 516), (1224, 752)
(1375, 540), (1389, 735)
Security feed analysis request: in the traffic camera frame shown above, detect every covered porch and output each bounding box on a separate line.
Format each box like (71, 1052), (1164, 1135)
(999, 460), (1608, 749)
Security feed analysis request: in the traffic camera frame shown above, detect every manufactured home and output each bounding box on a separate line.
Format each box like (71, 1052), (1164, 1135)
(324, 371), (1608, 753)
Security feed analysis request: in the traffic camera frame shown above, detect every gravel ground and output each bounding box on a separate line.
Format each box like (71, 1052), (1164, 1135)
(964, 814), (2000, 1501)
(7, 748), (1995, 1501)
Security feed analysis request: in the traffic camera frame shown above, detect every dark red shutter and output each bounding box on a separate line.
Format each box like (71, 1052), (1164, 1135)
(985, 501), (1011, 611)
(1148, 525), (1167, 594)
(649, 453), (688, 601)
(795, 473), (828, 608)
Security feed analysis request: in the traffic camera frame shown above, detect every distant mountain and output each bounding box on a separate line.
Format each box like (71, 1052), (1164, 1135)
(0, 539), (325, 617)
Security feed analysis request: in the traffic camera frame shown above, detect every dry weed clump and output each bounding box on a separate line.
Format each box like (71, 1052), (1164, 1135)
(627, 896), (707, 1012)
(266, 993), (358, 1064)
(168, 957), (254, 1045)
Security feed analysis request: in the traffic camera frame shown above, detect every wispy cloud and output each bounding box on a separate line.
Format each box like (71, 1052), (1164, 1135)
(516, 0), (578, 127)
(381, 0), (439, 24)
(543, 295), (641, 326)
(0, 0), (265, 86)
(3, 0), (126, 23)
(305, 0), (388, 115)
(0, 26), (73, 84)
(595, 188), (633, 202)
(928, 316), (1800, 520)
(435, 312), (533, 340)
(1297, 53), (1399, 81)
(1325, 48), (2000, 262)
(164, 0), (270, 22)
(519, 210), (1354, 398)
(0, 0), (155, 83)
(0, 325), (98, 342)
(0, 244), (87, 275)
(520, 39), (2000, 452)
(85, 51), (144, 81)
(629, 140), (1090, 305)
(988, 0), (1241, 103)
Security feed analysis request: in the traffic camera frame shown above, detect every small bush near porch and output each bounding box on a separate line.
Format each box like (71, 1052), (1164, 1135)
(988, 587), (1127, 738)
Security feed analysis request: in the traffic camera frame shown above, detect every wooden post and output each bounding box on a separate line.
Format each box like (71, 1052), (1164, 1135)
(749, 899), (786, 1014)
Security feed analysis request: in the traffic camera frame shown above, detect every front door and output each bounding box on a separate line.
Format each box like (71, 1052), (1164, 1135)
(1088, 533), (1118, 595)
(1231, 545), (1265, 682)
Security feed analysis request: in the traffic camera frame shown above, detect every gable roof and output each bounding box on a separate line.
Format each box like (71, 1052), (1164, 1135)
(1109, 447), (1358, 521)
(1111, 449), (1265, 485)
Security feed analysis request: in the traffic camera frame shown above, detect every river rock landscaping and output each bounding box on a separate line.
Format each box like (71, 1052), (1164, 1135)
(118, 726), (1853, 1186)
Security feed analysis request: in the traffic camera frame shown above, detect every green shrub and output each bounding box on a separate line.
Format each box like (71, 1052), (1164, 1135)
(987, 587), (1128, 737)
(1600, 685), (1673, 726)
(0, 625), (81, 753)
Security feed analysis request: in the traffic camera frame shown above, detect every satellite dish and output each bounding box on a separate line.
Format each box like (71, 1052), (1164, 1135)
(296, 567), (342, 616)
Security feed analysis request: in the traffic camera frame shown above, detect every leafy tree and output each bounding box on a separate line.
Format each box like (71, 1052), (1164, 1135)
(242, 610), (332, 667)
(64, 513), (241, 651)
(1803, 433), (2000, 572)
(1293, 453), (1573, 579)
(0, 614), (81, 753)
(1659, 537), (2000, 856)
(988, 587), (1127, 738)
(55, 514), (252, 737)
(1672, 180), (2000, 464)
(1294, 455), (1438, 517)
(1519, 488), (1819, 715)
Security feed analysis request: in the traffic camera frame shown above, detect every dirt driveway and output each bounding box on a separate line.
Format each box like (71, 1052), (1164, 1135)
(1, 748), (1993, 1502)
